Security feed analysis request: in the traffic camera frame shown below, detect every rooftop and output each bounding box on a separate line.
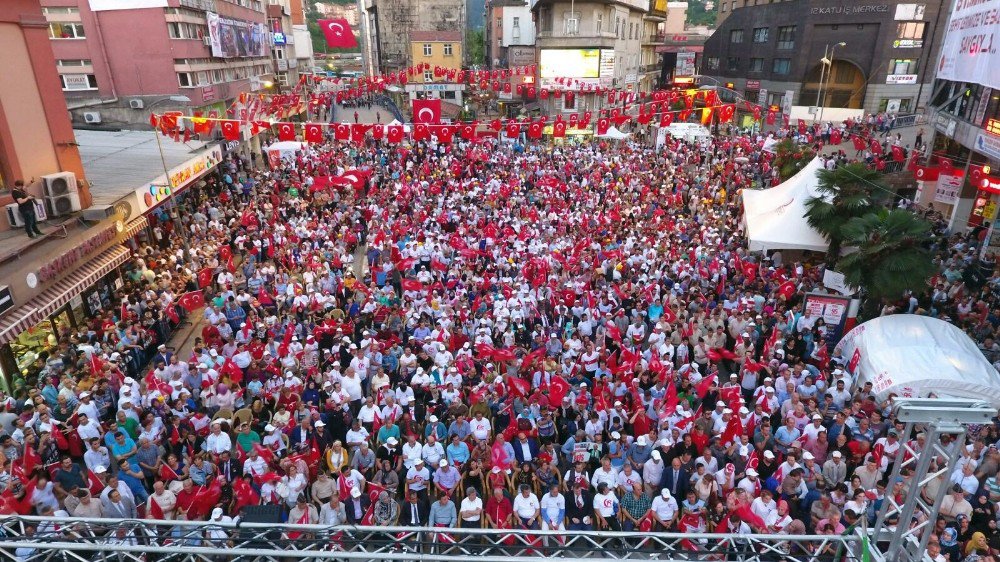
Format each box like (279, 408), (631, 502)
(410, 31), (464, 42)
(75, 129), (213, 207)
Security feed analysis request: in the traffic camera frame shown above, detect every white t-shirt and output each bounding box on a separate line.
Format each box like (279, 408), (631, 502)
(593, 492), (619, 518)
(460, 497), (483, 521)
(513, 493), (540, 519)
(540, 493), (565, 524)
(471, 418), (492, 440)
(651, 495), (678, 520)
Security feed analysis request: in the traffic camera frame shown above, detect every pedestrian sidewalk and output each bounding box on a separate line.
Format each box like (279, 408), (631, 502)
(332, 103), (391, 125)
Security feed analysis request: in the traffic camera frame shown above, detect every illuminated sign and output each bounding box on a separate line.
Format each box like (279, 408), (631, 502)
(980, 176), (1000, 194)
(539, 49), (600, 79)
(273, 32), (286, 45)
(987, 118), (1000, 136)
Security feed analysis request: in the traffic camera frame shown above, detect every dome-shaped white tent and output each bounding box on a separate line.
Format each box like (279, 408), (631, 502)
(835, 315), (1000, 406)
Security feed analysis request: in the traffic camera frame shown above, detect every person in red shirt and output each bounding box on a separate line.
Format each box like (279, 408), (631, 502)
(485, 486), (513, 529)
(173, 478), (198, 520)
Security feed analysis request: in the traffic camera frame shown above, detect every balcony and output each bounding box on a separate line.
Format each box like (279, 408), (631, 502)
(643, 33), (666, 45)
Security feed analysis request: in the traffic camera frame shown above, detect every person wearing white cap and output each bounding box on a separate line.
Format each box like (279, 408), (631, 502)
(801, 413), (826, 446)
(642, 450), (665, 495)
(206, 507), (234, 544)
(433, 458), (461, 496)
(738, 467), (762, 497)
(650, 488), (678, 531)
(822, 450), (847, 485)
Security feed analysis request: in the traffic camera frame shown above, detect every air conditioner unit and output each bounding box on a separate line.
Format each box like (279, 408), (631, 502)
(203, 36), (212, 46)
(5, 201), (48, 228)
(83, 111), (102, 124)
(129, 99), (145, 109)
(82, 205), (116, 221)
(41, 172), (78, 197)
(45, 193), (82, 217)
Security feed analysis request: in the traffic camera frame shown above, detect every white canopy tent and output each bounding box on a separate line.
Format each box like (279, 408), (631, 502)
(742, 157), (830, 252)
(597, 126), (631, 140)
(835, 315), (1000, 407)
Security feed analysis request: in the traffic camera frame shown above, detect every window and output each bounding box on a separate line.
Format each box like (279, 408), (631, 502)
(896, 22), (926, 46)
(727, 57), (740, 71)
(513, 17), (520, 28)
(889, 58), (918, 75)
(596, 12), (603, 34)
(707, 57), (720, 70)
(167, 22), (204, 39)
(563, 94), (576, 111)
(730, 29), (744, 43)
(444, 43), (453, 56)
(273, 48), (285, 60)
(629, 23), (634, 40)
(772, 58), (790, 74)
(57, 59), (92, 67)
(776, 25), (795, 49)
(177, 71), (208, 87)
(749, 58), (764, 72)
(752, 27), (768, 43)
(615, 17), (620, 37)
(42, 6), (79, 15)
(423, 43), (432, 56)
(178, 72), (193, 87)
(60, 74), (97, 91)
(423, 70), (433, 82)
(49, 22), (84, 39)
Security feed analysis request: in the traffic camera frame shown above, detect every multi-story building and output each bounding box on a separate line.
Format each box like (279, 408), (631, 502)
(315, 1), (360, 25)
(658, 2), (711, 86)
(266, 0), (302, 91)
(406, 31), (468, 107)
(0, 0), (87, 225)
(530, 0), (650, 115)
(288, 0), (313, 73)
(359, 0), (465, 74)
(640, 0), (668, 92)
(702, 0), (945, 114)
(40, 0), (281, 129)
(923, 1), (1000, 239)
(486, 0), (536, 70)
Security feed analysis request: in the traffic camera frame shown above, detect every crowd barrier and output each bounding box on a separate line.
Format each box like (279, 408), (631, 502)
(0, 515), (866, 561)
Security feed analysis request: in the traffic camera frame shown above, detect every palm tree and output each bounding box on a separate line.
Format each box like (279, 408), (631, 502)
(837, 209), (936, 319)
(804, 163), (887, 261)
(773, 139), (815, 180)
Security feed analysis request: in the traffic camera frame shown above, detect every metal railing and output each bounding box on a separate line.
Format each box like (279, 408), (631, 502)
(0, 515), (864, 561)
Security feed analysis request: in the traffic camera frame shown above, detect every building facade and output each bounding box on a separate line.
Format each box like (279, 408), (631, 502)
(359, 0), (466, 74)
(0, 0), (88, 229)
(702, 0), (945, 113)
(40, 0), (286, 129)
(406, 31), (467, 107)
(530, 0), (651, 116)
(486, 0), (536, 70)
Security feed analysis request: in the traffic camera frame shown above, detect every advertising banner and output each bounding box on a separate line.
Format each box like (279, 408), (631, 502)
(206, 12), (268, 58)
(937, 0), (1000, 89)
(803, 292), (852, 348)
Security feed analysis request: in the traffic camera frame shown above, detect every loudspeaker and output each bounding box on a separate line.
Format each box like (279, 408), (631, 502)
(239, 504), (283, 549)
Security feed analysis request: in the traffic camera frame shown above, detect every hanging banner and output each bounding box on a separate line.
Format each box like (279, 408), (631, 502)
(936, 0), (1000, 89)
(206, 12), (268, 58)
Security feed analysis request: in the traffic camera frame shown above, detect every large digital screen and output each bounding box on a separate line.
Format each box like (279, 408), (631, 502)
(206, 12), (268, 58)
(539, 49), (600, 79)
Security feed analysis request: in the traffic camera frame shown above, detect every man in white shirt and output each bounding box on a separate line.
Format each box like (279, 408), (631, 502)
(470, 412), (492, 442)
(592, 482), (621, 531)
(243, 448), (268, 480)
(512, 485), (541, 529)
(405, 459), (431, 503)
(76, 413), (102, 442)
(750, 489), (778, 526)
(401, 435), (423, 470)
(205, 422), (232, 455)
(591, 458), (619, 490)
(650, 488), (678, 531)
(540, 484), (566, 531)
(459, 487), (483, 528)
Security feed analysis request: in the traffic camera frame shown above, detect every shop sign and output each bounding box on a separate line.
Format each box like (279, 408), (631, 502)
(975, 132), (1000, 160)
(0, 286), (12, 317)
(202, 86), (216, 102)
(36, 226), (117, 284)
(892, 39), (923, 48)
(934, 171), (964, 204)
(810, 4), (888, 14)
(885, 74), (917, 84)
(508, 47), (536, 67)
(746, 80), (760, 89)
(979, 176), (1000, 194)
(167, 146), (223, 189)
(986, 118), (1000, 136)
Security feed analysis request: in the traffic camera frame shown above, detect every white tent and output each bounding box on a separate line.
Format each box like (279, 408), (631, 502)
(597, 126), (631, 140)
(742, 157), (830, 252)
(835, 315), (1000, 407)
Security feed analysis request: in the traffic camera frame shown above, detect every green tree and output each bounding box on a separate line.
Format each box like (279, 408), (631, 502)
(837, 209), (936, 319)
(466, 29), (485, 66)
(772, 139), (815, 181)
(804, 162), (885, 261)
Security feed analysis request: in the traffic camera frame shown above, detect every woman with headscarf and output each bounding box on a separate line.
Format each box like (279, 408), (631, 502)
(963, 531), (989, 561)
(371, 491), (399, 526)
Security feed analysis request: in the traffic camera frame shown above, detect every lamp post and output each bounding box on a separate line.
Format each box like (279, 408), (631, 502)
(150, 94), (193, 264)
(818, 42), (846, 124)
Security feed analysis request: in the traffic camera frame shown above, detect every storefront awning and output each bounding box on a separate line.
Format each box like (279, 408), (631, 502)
(123, 217), (149, 240)
(0, 245), (132, 346)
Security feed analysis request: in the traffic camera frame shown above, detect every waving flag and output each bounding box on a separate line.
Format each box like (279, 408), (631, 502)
(318, 19), (357, 48)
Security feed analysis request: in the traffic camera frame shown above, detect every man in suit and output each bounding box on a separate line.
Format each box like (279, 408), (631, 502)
(512, 432), (540, 464)
(399, 490), (430, 526)
(564, 482), (593, 530)
(289, 418), (314, 453)
(660, 457), (689, 500)
(344, 486), (372, 524)
(102, 489), (137, 519)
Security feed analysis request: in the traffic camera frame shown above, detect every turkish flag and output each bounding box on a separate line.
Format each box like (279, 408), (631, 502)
(387, 125), (404, 143)
(177, 291), (206, 312)
(527, 120), (543, 139)
(777, 280), (797, 300)
(413, 123), (430, 141)
(549, 375), (570, 405)
(766, 110), (777, 125)
(220, 120), (241, 141)
(914, 165), (940, 181)
(719, 104), (736, 123)
(400, 278), (423, 292)
(351, 123), (370, 143)
(695, 374), (717, 399)
(596, 117), (610, 135)
(507, 376), (530, 398)
(334, 123), (351, 141)
(461, 122), (476, 140)
(412, 98), (441, 124)
(276, 122), (296, 141)
(318, 18), (357, 48)
(553, 121), (566, 138)
(435, 124), (455, 143)
(742, 261), (758, 281)
(852, 135), (867, 151)
(371, 124), (384, 140)
(797, 119), (807, 135)
(489, 119), (502, 131)
(660, 113), (673, 127)
(891, 145), (905, 162)
(505, 121), (520, 138)
(221, 357), (243, 383)
(197, 267), (214, 288)
(870, 139), (884, 155)
(304, 123), (323, 143)
(831, 129), (842, 145)
(848, 348), (862, 373)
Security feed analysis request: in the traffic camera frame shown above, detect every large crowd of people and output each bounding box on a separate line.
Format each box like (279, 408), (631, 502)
(2, 111), (999, 562)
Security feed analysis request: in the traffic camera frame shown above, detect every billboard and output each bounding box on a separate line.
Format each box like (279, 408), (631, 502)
(539, 49), (600, 79)
(206, 12), (268, 58)
(936, 0), (1000, 89)
(676, 52), (696, 77)
(802, 292), (852, 348)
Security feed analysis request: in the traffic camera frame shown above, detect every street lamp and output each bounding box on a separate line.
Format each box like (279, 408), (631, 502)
(151, 94), (193, 263)
(816, 42), (846, 123)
